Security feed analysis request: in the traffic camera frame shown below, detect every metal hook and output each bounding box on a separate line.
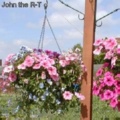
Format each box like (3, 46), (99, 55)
(78, 14), (84, 20)
(44, 0), (48, 10)
(96, 21), (102, 27)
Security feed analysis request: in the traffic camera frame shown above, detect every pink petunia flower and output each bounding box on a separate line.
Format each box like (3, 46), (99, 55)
(104, 38), (117, 50)
(93, 39), (103, 46)
(23, 55), (34, 67)
(111, 56), (117, 68)
(104, 75), (115, 86)
(48, 66), (57, 75)
(63, 91), (73, 100)
(51, 74), (60, 81)
(41, 71), (46, 79)
(104, 72), (112, 77)
(75, 92), (85, 100)
(18, 63), (26, 70)
(110, 98), (118, 108)
(93, 46), (103, 55)
(8, 72), (17, 82)
(104, 50), (114, 60)
(40, 60), (51, 69)
(33, 63), (41, 69)
(103, 90), (114, 100)
(3, 65), (14, 73)
(96, 68), (103, 77)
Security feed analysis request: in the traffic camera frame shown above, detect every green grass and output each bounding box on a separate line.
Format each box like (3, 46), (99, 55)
(0, 94), (120, 120)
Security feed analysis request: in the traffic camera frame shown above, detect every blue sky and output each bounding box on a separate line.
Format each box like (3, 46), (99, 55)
(0, 0), (120, 61)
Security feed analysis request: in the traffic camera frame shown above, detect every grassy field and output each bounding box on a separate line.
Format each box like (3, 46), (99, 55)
(0, 93), (120, 120)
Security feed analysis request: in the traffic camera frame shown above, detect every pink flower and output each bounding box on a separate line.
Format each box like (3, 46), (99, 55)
(51, 74), (60, 81)
(99, 93), (106, 101)
(115, 74), (120, 79)
(104, 75), (115, 86)
(116, 45), (120, 54)
(48, 66), (57, 75)
(115, 88), (120, 95)
(5, 54), (15, 63)
(110, 98), (118, 108)
(96, 68), (103, 77)
(103, 62), (109, 67)
(8, 72), (17, 82)
(104, 72), (112, 77)
(18, 63), (26, 70)
(41, 71), (46, 79)
(93, 46), (103, 55)
(111, 56), (117, 68)
(40, 60), (51, 69)
(104, 38), (117, 50)
(24, 56), (34, 67)
(33, 63), (41, 69)
(103, 90), (114, 100)
(104, 50), (114, 60)
(117, 102), (120, 111)
(59, 60), (70, 67)
(93, 39), (103, 46)
(63, 91), (73, 100)
(114, 81), (120, 89)
(75, 92), (85, 100)
(93, 84), (100, 96)
(3, 65), (14, 73)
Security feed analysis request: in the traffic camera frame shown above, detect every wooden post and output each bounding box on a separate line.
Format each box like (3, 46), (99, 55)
(81, 0), (97, 120)
(0, 59), (2, 66)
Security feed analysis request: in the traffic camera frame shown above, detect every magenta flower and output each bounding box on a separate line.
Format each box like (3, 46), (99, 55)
(104, 72), (112, 77)
(103, 90), (114, 100)
(8, 72), (17, 82)
(103, 62), (109, 67)
(63, 91), (73, 100)
(99, 93), (106, 101)
(24, 56), (34, 67)
(104, 75), (115, 86)
(114, 81), (120, 89)
(110, 98), (118, 108)
(96, 68), (103, 77)
(93, 83), (100, 96)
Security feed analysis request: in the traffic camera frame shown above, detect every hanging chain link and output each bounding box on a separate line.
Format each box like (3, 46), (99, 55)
(38, 1), (48, 49)
(38, 0), (62, 53)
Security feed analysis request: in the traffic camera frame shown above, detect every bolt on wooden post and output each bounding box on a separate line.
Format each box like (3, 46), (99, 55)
(81, 0), (97, 120)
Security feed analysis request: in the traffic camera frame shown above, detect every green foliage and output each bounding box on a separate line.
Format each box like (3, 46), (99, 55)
(94, 53), (105, 64)
(72, 44), (82, 52)
(0, 94), (120, 120)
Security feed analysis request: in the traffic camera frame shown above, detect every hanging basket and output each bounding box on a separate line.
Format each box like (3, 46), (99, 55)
(1, 46), (85, 113)
(93, 37), (120, 111)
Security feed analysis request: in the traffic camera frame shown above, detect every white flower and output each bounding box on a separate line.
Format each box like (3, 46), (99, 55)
(56, 99), (61, 105)
(47, 79), (53, 85)
(41, 95), (46, 101)
(39, 83), (44, 89)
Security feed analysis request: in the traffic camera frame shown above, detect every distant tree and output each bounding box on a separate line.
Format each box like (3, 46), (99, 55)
(72, 43), (82, 52)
